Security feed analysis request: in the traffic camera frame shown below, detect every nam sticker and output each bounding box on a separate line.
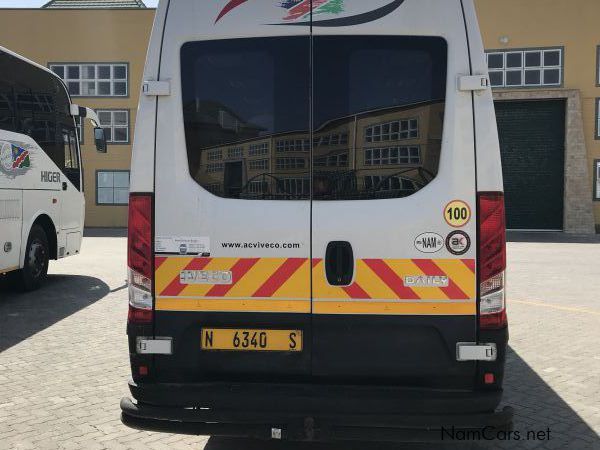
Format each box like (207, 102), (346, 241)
(0, 141), (32, 177)
(414, 232), (444, 254)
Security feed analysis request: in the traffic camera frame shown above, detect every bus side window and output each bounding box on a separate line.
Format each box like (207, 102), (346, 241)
(0, 80), (17, 133)
(1, 51), (81, 191)
(62, 128), (81, 190)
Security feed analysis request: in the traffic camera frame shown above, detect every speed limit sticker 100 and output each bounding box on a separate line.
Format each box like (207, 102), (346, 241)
(444, 200), (472, 228)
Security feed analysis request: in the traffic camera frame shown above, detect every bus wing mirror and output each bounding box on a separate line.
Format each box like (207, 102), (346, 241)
(94, 127), (107, 153)
(71, 105), (106, 153)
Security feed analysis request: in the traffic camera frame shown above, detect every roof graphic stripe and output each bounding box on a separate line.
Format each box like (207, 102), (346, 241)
(42, 0), (146, 9)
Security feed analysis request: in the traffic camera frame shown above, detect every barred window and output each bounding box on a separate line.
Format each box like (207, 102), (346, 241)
(314, 132), (349, 147)
(595, 160), (600, 201)
(278, 178), (310, 195)
(206, 163), (224, 173)
(227, 147), (243, 159)
(97, 171), (129, 205)
(365, 119), (418, 143)
(314, 153), (349, 167)
(365, 146), (421, 166)
(276, 139), (310, 152)
(50, 63), (128, 97)
(96, 109), (129, 144)
(364, 175), (417, 193)
(276, 157), (306, 170)
(249, 142), (269, 156)
(248, 180), (269, 194)
(207, 149), (222, 161)
(249, 159), (269, 170)
(486, 48), (562, 88)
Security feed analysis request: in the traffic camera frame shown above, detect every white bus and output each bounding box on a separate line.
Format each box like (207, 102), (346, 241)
(122, 0), (512, 441)
(0, 46), (106, 291)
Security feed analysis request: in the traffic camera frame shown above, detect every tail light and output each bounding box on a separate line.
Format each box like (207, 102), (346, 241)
(128, 194), (153, 324)
(478, 192), (507, 329)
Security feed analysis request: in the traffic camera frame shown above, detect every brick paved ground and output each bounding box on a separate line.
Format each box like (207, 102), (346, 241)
(0, 232), (599, 450)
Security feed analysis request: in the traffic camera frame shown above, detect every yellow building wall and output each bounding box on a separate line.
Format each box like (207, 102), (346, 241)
(475, 0), (600, 225)
(0, 8), (155, 227)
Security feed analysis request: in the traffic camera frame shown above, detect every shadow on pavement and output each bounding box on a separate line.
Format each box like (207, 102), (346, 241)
(507, 231), (600, 244)
(0, 274), (109, 352)
(203, 346), (599, 450)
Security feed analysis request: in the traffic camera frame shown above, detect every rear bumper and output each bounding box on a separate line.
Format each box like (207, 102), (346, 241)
(121, 381), (513, 442)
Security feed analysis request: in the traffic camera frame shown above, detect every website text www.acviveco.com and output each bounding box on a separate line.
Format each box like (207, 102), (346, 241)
(442, 426), (551, 442)
(221, 242), (302, 250)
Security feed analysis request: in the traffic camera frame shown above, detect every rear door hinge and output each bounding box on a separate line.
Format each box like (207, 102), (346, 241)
(143, 80), (171, 96)
(456, 343), (497, 362)
(458, 75), (490, 92)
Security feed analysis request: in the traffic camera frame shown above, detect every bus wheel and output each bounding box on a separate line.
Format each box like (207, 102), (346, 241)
(19, 225), (50, 291)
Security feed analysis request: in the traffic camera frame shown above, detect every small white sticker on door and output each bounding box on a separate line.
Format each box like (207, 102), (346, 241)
(155, 236), (210, 255)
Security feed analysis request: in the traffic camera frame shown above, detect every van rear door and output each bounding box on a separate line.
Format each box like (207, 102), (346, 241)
(310, 1), (478, 387)
(152, 3), (312, 382)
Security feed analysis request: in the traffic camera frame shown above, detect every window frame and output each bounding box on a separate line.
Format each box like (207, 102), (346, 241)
(95, 170), (130, 206)
(594, 159), (600, 201)
(596, 98), (600, 140)
(278, 178), (310, 196)
(248, 142), (269, 156)
(364, 146), (421, 166)
(276, 157), (307, 170)
(206, 162), (224, 173)
(275, 139), (310, 153)
(74, 116), (84, 144)
(247, 180), (269, 195)
(485, 47), (564, 89)
(248, 158), (269, 170)
(227, 147), (243, 159)
(48, 62), (129, 98)
(95, 109), (130, 145)
(207, 149), (222, 161)
(364, 119), (420, 143)
(596, 46), (600, 87)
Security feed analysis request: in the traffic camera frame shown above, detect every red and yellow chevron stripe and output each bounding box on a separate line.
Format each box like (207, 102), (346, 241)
(155, 257), (476, 315)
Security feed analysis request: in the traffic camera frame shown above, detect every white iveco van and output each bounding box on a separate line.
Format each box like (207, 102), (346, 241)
(122, 0), (512, 441)
(0, 47), (107, 291)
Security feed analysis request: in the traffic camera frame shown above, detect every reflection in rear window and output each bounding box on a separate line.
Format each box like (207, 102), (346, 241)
(181, 36), (447, 201)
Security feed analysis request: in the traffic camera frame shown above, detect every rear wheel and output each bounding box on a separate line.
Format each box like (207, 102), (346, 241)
(18, 225), (50, 291)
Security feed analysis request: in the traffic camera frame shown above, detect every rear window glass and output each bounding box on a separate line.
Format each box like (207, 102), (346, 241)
(181, 36), (447, 200)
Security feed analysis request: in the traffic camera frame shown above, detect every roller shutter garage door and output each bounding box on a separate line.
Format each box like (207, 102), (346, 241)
(494, 100), (565, 230)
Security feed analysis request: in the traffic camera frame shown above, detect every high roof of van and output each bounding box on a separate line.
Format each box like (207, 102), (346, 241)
(42, 0), (147, 8)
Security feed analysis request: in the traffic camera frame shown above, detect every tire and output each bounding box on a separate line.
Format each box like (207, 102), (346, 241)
(18, 225), (50, 291)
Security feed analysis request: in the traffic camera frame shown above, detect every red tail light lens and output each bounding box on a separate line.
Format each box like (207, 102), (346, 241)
(478, 192), (507, 329)
(128, 194), (153, 324)
(128, 195), (153, 280)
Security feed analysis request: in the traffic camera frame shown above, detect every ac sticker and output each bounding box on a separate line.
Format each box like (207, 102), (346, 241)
(446, 231), (471, 256)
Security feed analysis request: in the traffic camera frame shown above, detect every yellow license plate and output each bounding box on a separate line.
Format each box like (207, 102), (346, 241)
(201, 328), (302, 352)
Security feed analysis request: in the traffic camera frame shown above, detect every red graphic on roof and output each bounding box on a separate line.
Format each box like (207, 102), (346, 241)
(216, 0), (345, 24)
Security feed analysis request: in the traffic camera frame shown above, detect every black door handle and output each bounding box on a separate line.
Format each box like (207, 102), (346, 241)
(325, 241), (354, 286)
(62, 182), (68, 191)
